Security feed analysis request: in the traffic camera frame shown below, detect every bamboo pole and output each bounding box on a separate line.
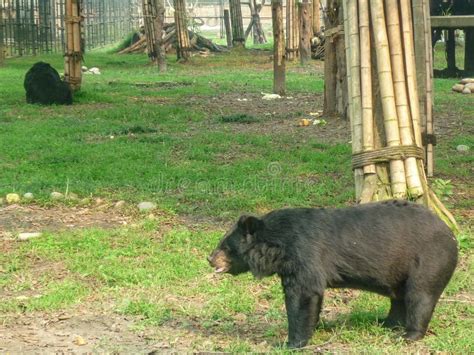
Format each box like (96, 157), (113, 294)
(0, 4), (4, 66)
(369, 0), (406, 198)
(286, 0), (299, 60)
(422, 0), (434, 177)
(412, 0), (427, 149)
(72, 0), (82, 85)
(384, 0), (423, 198)
(272, 0), (285, 95)
(358, 0), (377, 202)
(399, 0), (422, 148)
(344, 0), (363, 199)
(65, 0), (73, 87)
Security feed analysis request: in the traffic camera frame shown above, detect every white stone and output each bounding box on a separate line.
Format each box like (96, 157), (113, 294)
(462, 87), (471, 94)
(138, 201), (156, 212)
(114, 200), (126, 209)
(89, 67), (101, 75)
(50, 191), (64, 200)
(66, 193), (79, 200)
(456, 145), (470, 152)
(262, 93), (281, 100)
(23, 192), (34, 200)
(460, 78), (474, 84)
(18, 232), (43, 241)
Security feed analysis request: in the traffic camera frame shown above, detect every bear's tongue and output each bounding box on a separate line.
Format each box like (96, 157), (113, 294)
(215, 267), (226, 273)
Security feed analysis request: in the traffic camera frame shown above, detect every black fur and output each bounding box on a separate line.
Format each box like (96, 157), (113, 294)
(208, 200), (458, 348)
(24, 62), (72, 105)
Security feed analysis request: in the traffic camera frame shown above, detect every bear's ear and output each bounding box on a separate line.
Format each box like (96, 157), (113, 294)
(238, 215), (263, 237)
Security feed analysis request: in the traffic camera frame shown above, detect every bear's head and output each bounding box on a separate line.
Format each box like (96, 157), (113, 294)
(208, 215), (264, 275)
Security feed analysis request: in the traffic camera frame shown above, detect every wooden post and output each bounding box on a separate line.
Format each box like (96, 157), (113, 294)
(299, 0), (312, 64)
(224, 9), (232, 48)
(312, 0), (320, 35)
(0, 4), (4, 66)
(64, 0), (83, 91)
(273, 0), (285, 95)
(466, 29), (474, 73)
(446, 29), (456, 72)
(245, 0), (266, 44)
(142, 0), (166, 71)
(286, 0), (299, 60)
(323, 0), (348, 119)
(229, 0), (245, 47)
(174, 0), (191, 60)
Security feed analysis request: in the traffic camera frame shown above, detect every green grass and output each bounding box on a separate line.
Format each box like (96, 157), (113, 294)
(0, 51), (338, 217)
(2, 222), (472, 352)
(0, 50), (472, 352)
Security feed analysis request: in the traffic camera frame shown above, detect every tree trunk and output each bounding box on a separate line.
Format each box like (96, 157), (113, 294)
(156, 0), (166, 71)
(174, 0), (191, 60)
(312, 0), (320, 35)
(286, 0), (299, 60)
(273, 0), (285, 95)
(464, 29), (474, 73)
(142, 0), (166, 71)
(323, 0), (348, 119)
(224, 9), (233, 48)
(64, 0), (83, 91)
(342, 0), (457, 231)
(299, 0), (312, 64)
(229, 0), (245, 47)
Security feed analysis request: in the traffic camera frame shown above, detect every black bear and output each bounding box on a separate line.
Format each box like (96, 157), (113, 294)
(208, 200), (458, 348)
(24, 62), (72, 105)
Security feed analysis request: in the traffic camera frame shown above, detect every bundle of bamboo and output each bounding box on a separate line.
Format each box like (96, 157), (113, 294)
(64, 0), (83, 91)
(286, 0), (299, 60)
(118, 23), (225, 55)
(142, 0), (166, 71)
(174, 0), (191, 60)
(342, 0), (457, 230)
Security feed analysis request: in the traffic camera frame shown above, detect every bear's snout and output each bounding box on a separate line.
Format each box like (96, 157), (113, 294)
(208, 250), (231, 273)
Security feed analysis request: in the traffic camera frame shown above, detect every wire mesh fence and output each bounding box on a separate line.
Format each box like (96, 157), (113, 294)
(0, 0), (142, 56)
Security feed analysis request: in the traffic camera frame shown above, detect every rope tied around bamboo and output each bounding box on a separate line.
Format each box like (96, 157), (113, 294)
(352, 146), (425, 170)
(64, 52), (84, 61)
(65, 16), (82, 24)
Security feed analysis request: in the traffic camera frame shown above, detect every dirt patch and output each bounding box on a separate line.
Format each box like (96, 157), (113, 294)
(0, 204), (130, 239)
(0, 311), (158, 354)
(190, 92), (351, 144)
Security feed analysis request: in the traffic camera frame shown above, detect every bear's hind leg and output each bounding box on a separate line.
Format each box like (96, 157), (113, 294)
(403, 290), (438, 341)
(382, 298), (406, 328)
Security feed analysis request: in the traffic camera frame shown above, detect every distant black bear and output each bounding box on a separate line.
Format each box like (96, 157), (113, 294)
(208, 200), (458, 348)
(24, 62), (72, 105)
